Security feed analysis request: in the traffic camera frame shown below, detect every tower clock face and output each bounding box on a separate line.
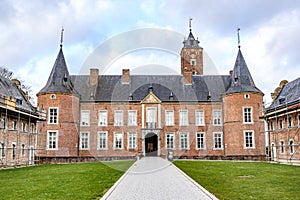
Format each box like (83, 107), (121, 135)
(191, 54), (195, 58)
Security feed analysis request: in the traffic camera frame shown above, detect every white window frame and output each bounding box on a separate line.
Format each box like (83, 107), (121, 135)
(280, 140), (285, 154)
(213, 110), (222, 126)
(179, 110), (188, 126)
(80, 110), (90, 126)
(289, 140), (294, 154)
(165, 110), (174, 126)
(11, 142), (16, 159)
(195, 110), (205, 126)
(99, 110), (108, 126)
(80, 132), (89, 150)
(128, 110), (137, 126)
(166, 133), (175, 150)
(127, 132), (137, 150)
(288, 116), (293, 128)
(21, 144), (25, 157)
(213, 132), (223, 150)
(21, 122), (26, 132)
(243, 107), (253, 124)
(98, 131), (108, 150)
(48, 107), (59, 124)
(179, 132), (189, 150)
(47, 130), (58, 150)
(0, 143), (5, 158)
(298, 114), (300, 127)
(146, 107), (157, 128)
(196, 132), (206, 150)
(114, 110), (123, 126)
(114, 132), (123, 150)
(244, 130), (255, 149)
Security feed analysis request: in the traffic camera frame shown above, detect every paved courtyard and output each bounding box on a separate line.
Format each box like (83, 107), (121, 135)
(101, 157), (218, 200)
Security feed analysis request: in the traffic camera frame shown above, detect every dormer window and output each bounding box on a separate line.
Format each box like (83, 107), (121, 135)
(279, 97), (285, 104)
(234, 75), (238, 83)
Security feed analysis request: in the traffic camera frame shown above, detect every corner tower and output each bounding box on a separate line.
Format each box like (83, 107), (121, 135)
(36, 31), (80, 161)
(180, 18), (203, 75)
(223, 46), (265, 159)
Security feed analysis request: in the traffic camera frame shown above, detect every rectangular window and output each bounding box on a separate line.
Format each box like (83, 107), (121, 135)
(279, 119), (283, 129)
(196, 132), (206, 150)
(214, 132), (223, 149)
(179, 110), (188, 126)
(146, 107), (156, 128)
(21, 144), (25, 157)
(80, 132), (89, 150)
(0, 117), (6, 129)
(280, 141), (285, 154)
(298, 115), (300, 127)
(99, 110), (108, 126)
(244, 130), (255, 148)
(114, 132), (123, 150)
(1, 143), (5, 158)
(213, 111), (222, 126)
(128, 110), (137, 126)
(30, 123), (35, 133)
(13, 121), (17, 130)
(114, 110), (123, 126)
(47, 131), (58, 150)
(165, 110), (174, 126)
(21, 122), (26, 132)
(243, 107), (252, 123)
(180, 133), (189, 150)
(288, 116), (293, 127)
(166, 133), (175, 149)
(128, 132), (137, 149)
(290, 140), (294, 154)
(195, 110), (205, 126)
(12, 143), (16, 159)
(80, 110), (90, 126)
(48, 107), (58, 124)
(98, 132), (108, 150)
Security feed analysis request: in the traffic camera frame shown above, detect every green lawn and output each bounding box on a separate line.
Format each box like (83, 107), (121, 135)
(174, 161), (300, 200)
(0, 160), (134, 200)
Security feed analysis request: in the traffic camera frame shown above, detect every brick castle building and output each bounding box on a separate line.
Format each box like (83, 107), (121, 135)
(265, 78), (300, 164)
(0, 75), (44, 167)
(36, 27), (266, 163)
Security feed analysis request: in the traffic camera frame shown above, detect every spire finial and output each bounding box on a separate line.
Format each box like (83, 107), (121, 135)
(189, 17), (193, 32)
(237, 27), (241, 49)
(60, 26), (64, 48)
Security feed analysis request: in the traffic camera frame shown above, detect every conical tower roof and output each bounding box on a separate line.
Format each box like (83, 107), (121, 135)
(226, 49), (263, 94)
(37, 46), (77, 95)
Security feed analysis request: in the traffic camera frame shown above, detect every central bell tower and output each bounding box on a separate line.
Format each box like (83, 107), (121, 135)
(180, 18), (203, 75)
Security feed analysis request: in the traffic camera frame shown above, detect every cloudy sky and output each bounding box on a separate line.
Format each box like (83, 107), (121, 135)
(1, 0), (300, 105)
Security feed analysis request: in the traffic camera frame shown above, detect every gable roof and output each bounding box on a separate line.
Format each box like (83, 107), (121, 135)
(37, 47), (77, 95)
(71, 74), (231, 102)
(226, 49), (263, 95)
(0, 76), (37, 114)
(266, 77), (300, 112)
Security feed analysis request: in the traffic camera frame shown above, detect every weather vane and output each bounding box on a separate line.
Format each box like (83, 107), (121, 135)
(189, 17), (192, 32)
(60, 26), (64, 47)
(237, 27), (241, 48)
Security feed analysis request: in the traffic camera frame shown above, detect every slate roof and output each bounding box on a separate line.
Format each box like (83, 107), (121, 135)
(183, 31), (201, 48)
(37, 47), (77, 95)
(0, 76), (36, 114)
(226, 49), (263, 95)
(71, 74), (231, 102)
(266, 77), (300, 112)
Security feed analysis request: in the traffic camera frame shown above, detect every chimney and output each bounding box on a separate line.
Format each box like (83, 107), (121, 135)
(183, 71), (193, 85)
(229, 70), (233, 77)
(89, 68), (99, 86)
(122, 69), (130, 84)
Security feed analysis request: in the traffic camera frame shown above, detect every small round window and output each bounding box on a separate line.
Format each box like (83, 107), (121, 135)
(50, 94), (56, 100)
(244, 94), (250, 99)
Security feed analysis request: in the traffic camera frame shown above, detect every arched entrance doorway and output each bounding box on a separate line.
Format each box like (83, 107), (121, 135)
(145, 132), (158, 156)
